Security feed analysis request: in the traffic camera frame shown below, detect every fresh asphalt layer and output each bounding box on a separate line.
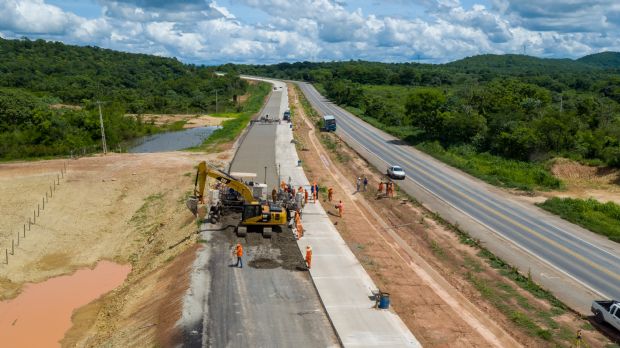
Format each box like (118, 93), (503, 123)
(297, 82), (620, 312)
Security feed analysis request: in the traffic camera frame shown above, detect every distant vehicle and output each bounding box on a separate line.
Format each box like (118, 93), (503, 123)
(592, 300), (620, 331)
(323, 115), (336, 131)
(387, 165), (406, 180)
(283, 110), (291, 121)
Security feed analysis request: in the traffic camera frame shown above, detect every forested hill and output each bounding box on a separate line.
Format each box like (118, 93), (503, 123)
(0, 38), (249, 160)
(577, 52), (620, 68)
(229, 52), (620, 173)
(0, 38), (246, 113)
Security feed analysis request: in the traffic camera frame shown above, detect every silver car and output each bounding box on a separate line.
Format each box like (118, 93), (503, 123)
(387, 165), (406, 179)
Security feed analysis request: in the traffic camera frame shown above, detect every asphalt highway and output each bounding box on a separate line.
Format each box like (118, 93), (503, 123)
(296, 82), (620, 307)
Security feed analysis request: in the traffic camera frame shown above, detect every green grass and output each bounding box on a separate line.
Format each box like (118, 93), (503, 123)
(295, 84), (320, 121)
(537, 197), (620, 242)
(417, 142), (563, 191)
(192, 82), (270, 152)
(164, 120), (187, 131)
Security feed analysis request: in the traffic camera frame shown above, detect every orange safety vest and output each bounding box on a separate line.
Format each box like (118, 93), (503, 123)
(236, 245), (243, 257)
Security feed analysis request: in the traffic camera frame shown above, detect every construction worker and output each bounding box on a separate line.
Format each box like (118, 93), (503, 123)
(336, 200), (344, 217)
(378, 181), (384, 194)
(356, 177), (361, 192)
(304, 188), (309, 204)
(363, 176), (368, 191)
(313, 182), (319, 203)
(327, 187), (333, 202)
(234, 243), (243, 268)
(305, 245), (313, 269)
(272, 187), (277, 202)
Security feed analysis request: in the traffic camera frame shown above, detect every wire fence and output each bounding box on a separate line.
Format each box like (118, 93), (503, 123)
(2, 161), (69, 265)
(1, 141), (136, 265)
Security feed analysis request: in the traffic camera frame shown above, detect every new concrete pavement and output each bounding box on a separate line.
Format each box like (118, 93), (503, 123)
(296, 82), (620, 314)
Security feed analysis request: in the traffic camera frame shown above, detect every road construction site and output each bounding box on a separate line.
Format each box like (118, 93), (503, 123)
(1, 76), (618, 348)
(178, 79), (420, 347)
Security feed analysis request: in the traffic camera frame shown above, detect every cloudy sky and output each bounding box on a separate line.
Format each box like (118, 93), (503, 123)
(1, 0), (619, 65)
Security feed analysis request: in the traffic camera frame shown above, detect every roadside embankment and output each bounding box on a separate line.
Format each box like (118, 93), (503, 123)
(0, 150), (231, 346)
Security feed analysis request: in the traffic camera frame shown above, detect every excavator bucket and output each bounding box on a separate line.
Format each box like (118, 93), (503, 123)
(186, 196), (199, 216)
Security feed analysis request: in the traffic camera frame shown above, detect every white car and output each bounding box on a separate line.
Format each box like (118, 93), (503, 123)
(387, 165), (406, 180)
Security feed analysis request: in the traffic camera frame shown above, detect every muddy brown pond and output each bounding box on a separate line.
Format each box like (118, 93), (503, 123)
(0, 260), (130, 347)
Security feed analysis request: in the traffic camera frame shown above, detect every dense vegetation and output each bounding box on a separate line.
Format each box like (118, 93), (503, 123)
(537, 198), (620, 242)
(0, 38), (250, 159)
(229, 53), (620, 189)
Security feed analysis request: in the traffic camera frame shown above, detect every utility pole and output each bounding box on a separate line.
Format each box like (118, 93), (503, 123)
(96, 101), (108, 155)
(214, 89), (222, 114)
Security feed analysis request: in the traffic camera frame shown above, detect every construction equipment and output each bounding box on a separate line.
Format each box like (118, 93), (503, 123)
(187, 161), (288, 238)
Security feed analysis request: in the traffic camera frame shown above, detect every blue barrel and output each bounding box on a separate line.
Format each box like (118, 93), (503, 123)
(378, 293), (390, 309)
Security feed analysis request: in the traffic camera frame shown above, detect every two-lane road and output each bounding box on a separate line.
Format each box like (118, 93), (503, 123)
(297, 82), (620, 312)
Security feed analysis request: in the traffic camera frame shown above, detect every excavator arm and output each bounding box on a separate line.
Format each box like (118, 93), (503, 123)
(192, 161), (256, 204)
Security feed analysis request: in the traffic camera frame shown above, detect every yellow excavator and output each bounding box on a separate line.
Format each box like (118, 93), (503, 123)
(187, 161), (287, 238)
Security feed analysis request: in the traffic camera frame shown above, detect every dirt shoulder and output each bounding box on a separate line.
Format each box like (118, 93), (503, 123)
(514, 158), (620, 206)
(289, 84), (613, 348)
(0, 150), (232, 346)
(128, 113), (232, 128)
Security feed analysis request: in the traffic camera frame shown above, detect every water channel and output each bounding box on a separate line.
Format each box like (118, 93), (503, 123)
(128, 126), (219, 153)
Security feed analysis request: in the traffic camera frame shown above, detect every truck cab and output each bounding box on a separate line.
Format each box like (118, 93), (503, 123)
(592, 300), (620, 331)
(323, 115), (336, 131)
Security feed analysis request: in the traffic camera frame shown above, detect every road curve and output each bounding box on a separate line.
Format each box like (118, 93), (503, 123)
(296, 82), (620, 310)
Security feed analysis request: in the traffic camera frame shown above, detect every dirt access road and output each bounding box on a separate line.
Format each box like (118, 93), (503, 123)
(0, 150), (230, 346)
(289, 84), (614, 347)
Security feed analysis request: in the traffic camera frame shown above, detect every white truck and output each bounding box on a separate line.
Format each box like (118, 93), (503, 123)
(591, 300), (620, 331)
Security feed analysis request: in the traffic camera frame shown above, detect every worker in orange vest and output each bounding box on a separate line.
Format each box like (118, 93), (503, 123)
(304, 188), (309, 204)
(327, 187), (333, 202)
(234, 243), (243, 268)
(312, 181), (318, 203)
(336, 200), (344, 217)
(305, 245), (313, 269)
(272, 187), (277, 202)
(378, 182), (384, 195)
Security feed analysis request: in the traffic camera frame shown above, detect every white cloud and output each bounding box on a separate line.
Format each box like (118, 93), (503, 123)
(0, 0), (79, 34)
(0, 0), (619, 64)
